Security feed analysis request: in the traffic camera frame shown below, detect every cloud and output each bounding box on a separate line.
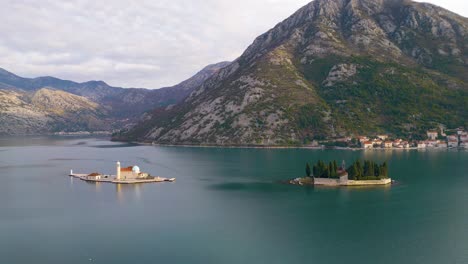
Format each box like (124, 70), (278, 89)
(0, 0), (466, 88)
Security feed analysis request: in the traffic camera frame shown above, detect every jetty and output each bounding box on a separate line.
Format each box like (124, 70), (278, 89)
(69, 161), (175, 184)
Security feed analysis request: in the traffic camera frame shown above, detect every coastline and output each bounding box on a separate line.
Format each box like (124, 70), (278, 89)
(112, 139), (464, 151)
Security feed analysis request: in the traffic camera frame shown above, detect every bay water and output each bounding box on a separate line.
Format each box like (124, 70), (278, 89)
(0, 137), (467, 264)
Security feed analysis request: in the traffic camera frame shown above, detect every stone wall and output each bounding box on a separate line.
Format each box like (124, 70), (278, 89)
(313, 178), (342, 186)
(313, 175), (391, 186)
(346, 178), (391, 186)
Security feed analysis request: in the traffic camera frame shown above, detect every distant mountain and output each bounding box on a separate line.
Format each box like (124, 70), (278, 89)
(117, 0), (467, 145)
(0, 88), (108, 134)
(0, 62), (230, 135)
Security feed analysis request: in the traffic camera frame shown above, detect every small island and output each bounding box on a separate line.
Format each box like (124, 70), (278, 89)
(289, 160), (391, 186)
(69, 161), (175, 184)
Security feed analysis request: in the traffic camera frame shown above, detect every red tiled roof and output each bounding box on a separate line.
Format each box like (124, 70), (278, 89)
(120, 166), (133, 172)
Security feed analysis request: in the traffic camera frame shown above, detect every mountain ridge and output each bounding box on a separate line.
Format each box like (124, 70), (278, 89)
(116, 0), (467, 145)
(0, 61), (231, 135)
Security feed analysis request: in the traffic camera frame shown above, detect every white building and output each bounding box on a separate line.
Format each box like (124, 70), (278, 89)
(358, 137), (369, 143)
(87, 173), (102, 180)
(384, 141), (393, 148)
(417, 143), (426, 148)
(448, 140), (459, 148)
(362, 141), (373, 149)
(377, 135), (388, 140)
(437, 142), (447, 148)
(116, 161), (150, 180)
(427, 130), (438, 140)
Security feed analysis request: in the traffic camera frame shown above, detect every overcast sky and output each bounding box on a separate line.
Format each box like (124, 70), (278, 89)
(0, 0), (466, 88)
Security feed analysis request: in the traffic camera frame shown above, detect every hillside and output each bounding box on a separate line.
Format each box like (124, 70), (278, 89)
(116, 0), (467, 145)
(0, 62), (229, 135)
(0, 88), (110, 134)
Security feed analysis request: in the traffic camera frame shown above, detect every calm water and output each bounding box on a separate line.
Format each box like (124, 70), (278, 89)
(0, 136), (467, 264)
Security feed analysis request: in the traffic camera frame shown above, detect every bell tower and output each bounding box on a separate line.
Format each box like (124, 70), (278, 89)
(116, 161), (121, 180)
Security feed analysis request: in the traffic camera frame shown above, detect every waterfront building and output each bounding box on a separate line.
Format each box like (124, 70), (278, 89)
(427, 130), (438, 140)
(401, 141), (410, 148)
(447, 135), (458, 141)
(426, 140), (438, 148)
(460, 135), (468, 142)
(384, 141), (393, 148)
(437, 142), (448, 148)
(358, 136), (369, 143)
(448, 140), (459, 148)
(87, 173), (102, 180)
(377, 135), (388, 140)
(116, 161), (150, 180)
(362, 141), (373, 149)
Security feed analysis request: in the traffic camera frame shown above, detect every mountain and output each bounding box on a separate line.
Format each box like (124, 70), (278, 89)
(0, 88), (109, 134)
(0, 62), (230, 135)
(116, 0), (467, 145)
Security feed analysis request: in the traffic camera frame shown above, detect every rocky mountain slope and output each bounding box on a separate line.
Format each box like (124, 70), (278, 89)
(0, 62), (229, 135)
(0, 88), (108, 134)
(117, 0), (467, 145)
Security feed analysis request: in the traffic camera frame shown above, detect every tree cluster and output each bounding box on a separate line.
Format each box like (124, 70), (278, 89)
(305, 159), (389, 180)
(346, 160), (389, 180)
(306, 160), (340, 178)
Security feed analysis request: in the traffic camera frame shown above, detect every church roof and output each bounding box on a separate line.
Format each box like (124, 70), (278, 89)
(120, 166), (133, 172)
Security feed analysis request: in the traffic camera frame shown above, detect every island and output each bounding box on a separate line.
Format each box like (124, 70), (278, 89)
(69, 161), (175, 184)
(289, 160), (392, 186)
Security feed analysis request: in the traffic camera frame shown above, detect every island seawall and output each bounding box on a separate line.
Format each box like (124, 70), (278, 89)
(313, 177), (392, 186)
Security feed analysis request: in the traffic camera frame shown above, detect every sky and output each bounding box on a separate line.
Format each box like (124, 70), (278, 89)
(0, 0), (466, 88)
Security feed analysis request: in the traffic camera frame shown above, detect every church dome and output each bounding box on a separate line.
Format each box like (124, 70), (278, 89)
(132, 166), (140, 173)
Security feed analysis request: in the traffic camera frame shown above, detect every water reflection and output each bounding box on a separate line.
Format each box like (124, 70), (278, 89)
(116, 184), (142, 203)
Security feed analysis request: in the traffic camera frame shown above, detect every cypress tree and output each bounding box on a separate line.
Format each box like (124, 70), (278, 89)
(363, 160), (370, 176)
(382, 162), (388, 178)
(368, 161), (374, 177)
(353, 163), (359, 180)
(356, 160), (363, 180)
(374, 162), (380, 176)
(306, 163), (311, 177)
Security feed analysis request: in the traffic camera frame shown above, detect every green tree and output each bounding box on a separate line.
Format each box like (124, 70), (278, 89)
(353, 163), (359, 180)
(381, 162), (389, 178)
(363, 160), (370, 177)
(374, 162), (380, 176)
(356, 160), (363, 180)
(333, 160), (338, 176)
(347, 164), (357, 180)
(325, 165), (330, 178)
(306, 163), (311, 177)
(368, 161), (375, 177)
